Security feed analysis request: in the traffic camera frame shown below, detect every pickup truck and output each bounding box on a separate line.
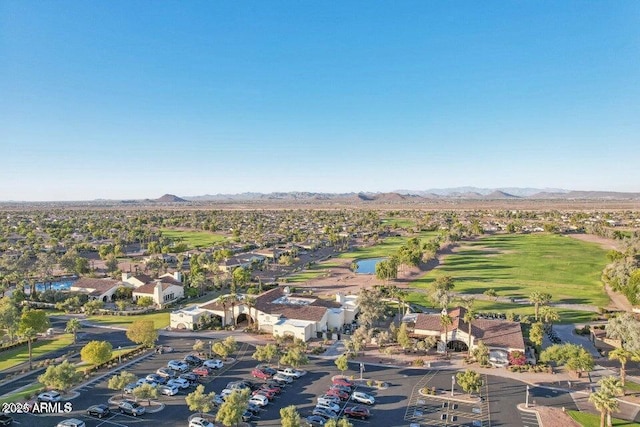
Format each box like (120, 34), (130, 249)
(277, 368), (306, 378)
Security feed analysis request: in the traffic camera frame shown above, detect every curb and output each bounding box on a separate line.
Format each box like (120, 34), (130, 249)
(517, 403), (544, 427)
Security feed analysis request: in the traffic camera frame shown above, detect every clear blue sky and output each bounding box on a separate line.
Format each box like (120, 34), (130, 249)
(1, 1), (639, 201)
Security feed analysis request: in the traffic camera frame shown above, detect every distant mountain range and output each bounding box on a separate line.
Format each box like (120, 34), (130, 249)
(167, 187), (640, 202)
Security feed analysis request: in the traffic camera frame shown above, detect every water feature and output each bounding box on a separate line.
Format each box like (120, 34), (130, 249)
(355, 257), (387, 274)
(27, 278), (77, 293)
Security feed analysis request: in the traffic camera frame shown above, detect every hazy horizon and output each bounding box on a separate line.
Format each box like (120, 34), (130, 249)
(2, 1), (639, 201)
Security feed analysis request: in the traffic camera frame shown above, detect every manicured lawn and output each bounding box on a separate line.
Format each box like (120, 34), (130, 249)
(625, 381), (640, 393)
(87, 311), (170, 329)
(338, 231), (439, 260)
(381, 218), (417, 228)
(286, 262), (339, 283)
(410, 233), (609, 307)
(404, 292), (595, 324)
(0, 334), (74, 371)
(0, 382), (44, 405)
(569, 410), (640, 426)
(160, 228), (227, 248)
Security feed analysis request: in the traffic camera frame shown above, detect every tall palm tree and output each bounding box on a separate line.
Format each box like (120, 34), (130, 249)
(539, 306), (560, 324)
(463, 308), (476, 356)
(245, 296), (258, 328)
(65, 318), (82, 344)
(529, 291), (552, 321)
(608, 348), (633, 387)
(597, 376), (623, 427)
(589, 390), (614, 427)
(440, 314), (453, 355)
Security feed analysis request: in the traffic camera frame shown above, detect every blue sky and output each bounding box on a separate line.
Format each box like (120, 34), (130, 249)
(1, 1), (639, 201)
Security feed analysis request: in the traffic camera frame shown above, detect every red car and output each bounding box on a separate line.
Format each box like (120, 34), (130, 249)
(192, 366), (211, 376)
(325, 388), (349, 401)
(258, 384), (281, 394)
(251, 368), (272, 380)
(332, 377), (354, 388)
(345, 405), (370, 420)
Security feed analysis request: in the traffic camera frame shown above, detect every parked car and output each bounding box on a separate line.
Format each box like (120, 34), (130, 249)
(192, 366), (211, 377)
(211, 395), (225, 407)
(255, 364), (277, 376)
(305, 415), (326, 426)
(56, 419), (85, 427)
(272, 373), (293, 384)
(258, 383), (282, 394)
(168, 360), (189, 372)
(226, 381), (251, 390)
(137, 378), (158, 388)
(248, 394), (269, 407)
(0, 413), (12, 427)
(156, 367), (178, 379)
(203, 359), (223, 369)
(167, 378), (190, 389)
(146, 374), (167, 385)
(189, 416), (214, 427)
(184, 354), (204, 367)
(179, 372), (198, 383)
(252, 389), (276, 400)
(37, 390), (61, 402)
(312, 407), (338, 420)
(315, 401), (341, 414)
(351, 391), (375, 405)
(251, 368), (272, 380)
(329, 384), (352, 394)
(332, 377), (354, 388)
(242, 410), (253, 422)
(246, 403), (261, 415)
(344, 405), (371, 419)
(86, 404), (110, 418)
(277, 367), (306, 378)
(317, 395), (340, 406)
(118, 400), (145, 416)
(325, 389), (349, 401)
(123, 382), (138, 394)
(159, 385), (179, 396)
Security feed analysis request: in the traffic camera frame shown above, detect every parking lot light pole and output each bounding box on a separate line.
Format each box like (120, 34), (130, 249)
(208, 341), (212, 359)
(525, 385), (530, 408)
(118, 346), (122, 364)
(451, 375), (455, 397)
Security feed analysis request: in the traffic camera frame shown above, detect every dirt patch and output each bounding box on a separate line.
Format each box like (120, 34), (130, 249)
(534, 406), (581, 427)
(566, 233), (621, 251)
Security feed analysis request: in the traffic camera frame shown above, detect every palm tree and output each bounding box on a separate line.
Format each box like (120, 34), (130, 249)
(589, 376), (623, 427)
(245, 296), (258, 328)
(463, 308), (475, 356)
(218, 295), (229, 327)
(539, 306), (560, 324)
(529, 291), (552, 321)
(440, 314), (453, 355)
(608, 348), (633, 387)
(22, 327), (37, 370)
(65, 318), (82, 344)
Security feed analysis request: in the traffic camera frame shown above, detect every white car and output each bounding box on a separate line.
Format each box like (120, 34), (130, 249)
(351, 391), (375, 405)
(168, 360), (189, 372)
(167, 378), (190, 389)
(56, 419), (85, 427)
(248, 395), (269, 407)
(315, 401), (341, 414)
(37, 390), (62, 402)
(189, 417), (214, 427)
(272, 373), (293, 384)
(159, 385), (179, 396)
(318, 395), (341, 406)
(203, 359), (223, 369)
(137, 378), (158, 388)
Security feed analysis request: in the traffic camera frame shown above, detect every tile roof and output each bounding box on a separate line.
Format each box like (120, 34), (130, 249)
(71, 278), (121, 294)
(413, 306), (524, 350)
(133, 281), (178, 295)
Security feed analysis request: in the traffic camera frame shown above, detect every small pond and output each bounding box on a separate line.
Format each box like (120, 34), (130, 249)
(355, 257), (387, 274)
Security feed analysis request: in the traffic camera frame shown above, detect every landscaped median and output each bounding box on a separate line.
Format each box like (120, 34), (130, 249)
(0, 333), (74, 372)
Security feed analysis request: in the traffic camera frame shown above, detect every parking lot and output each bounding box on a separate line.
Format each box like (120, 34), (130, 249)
(5, 336), (578, 427)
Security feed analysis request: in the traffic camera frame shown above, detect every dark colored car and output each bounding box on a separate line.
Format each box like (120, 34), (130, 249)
(146, 374), (167, 385)
(184, 355), (204, 367)
(258, 384), (282, 394)
(332, 377), (354, 388)
(325, 389), (349, 401)
(305, 415), (326, 427)
(0, 414), (13, 426)
(86, 404), (111, 418)
(179, 372), (198, 383)
(330, 384), (352, 394)
(246, 403), (261, 415)
(344, 405), (370, 420)
(256, 364), (277, 376)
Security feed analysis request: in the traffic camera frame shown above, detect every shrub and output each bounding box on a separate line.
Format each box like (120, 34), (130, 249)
(412, 359), (425, 367)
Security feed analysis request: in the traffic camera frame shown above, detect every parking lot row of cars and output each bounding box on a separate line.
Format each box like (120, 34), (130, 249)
(306, 377), (377, 426)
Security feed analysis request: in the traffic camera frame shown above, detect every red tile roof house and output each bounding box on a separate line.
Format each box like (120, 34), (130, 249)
(413, 307), (525, 362)
(70, 278), (128, 303)
(170, 287), (359, 341)
(123, 272), (185, 308)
